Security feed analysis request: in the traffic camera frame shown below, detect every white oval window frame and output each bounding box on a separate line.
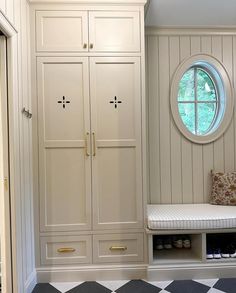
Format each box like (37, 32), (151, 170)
(170, 54), (234, 144)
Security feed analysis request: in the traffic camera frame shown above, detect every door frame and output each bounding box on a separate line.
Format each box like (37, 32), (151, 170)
(0, 12), (24, 293)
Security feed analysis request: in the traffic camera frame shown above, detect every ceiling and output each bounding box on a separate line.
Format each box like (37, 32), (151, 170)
(145, 0), (236, 27)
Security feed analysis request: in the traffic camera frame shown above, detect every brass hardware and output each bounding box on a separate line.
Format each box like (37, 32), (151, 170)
(83, 43), (87, 49)
(109, 246), (127, 251)
(57, 248), (76, 253)
(85, 132), (90, 156)
(90, 43), (94, 49)
(4, 178), (8, 191)
(92, 132), (96, 156)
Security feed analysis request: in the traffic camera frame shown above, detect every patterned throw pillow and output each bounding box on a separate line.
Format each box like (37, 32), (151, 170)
(210, 171), (236, 205)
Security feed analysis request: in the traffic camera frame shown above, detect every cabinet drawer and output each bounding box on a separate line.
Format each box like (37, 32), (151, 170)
(36, 11), (88, 52)
(93, 233), (144, 263)
(41, 235), (92, 265)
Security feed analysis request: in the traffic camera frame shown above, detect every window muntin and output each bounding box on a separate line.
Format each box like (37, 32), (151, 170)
(178, 66), (218, 135)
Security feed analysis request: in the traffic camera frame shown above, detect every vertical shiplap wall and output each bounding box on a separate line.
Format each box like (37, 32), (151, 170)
(0, 1), (35, 292)
(146, 29), (236, 204)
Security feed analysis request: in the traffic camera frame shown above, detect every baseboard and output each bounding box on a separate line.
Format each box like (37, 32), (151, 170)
(25, 270), (37, 293)
(36, 264), (147, 282)
(148, 263), (236, 281)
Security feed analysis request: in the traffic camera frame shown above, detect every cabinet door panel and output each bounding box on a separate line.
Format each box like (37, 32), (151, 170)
(36, 11), (88, 52)
(89, 11), (140, 52)
(37, 57), (91, 231)
(90, 57), (143, 230)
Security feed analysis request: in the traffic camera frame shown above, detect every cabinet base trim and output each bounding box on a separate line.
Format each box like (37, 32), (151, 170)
(25, 270), (37, 293)
(148, 264), (236, 281)
(36, 264), (147, 282)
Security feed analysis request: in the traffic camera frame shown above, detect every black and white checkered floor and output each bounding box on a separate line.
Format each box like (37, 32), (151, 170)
(32, 278), (236, 293)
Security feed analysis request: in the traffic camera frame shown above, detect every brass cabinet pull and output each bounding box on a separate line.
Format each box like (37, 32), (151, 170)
(4, 178), (8, 191)
(109, 246), (127, 251)
(57, 247), (76, 253)
(85, 132), (90, 156)
(92, 132), (96, 156)
(90, 43), (94, 49)
(83, 43), (87, 49)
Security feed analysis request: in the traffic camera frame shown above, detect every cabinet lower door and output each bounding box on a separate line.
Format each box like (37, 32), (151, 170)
(37, 57), (91, 232)
(90, 57), (143, 230)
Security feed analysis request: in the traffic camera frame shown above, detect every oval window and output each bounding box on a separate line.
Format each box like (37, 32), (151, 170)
(171, 55), (234, 144)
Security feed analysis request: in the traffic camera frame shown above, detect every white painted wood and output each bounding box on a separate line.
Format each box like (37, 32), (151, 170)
(36, 11), (88, 52)
(147, 36), (161, 203)
(93, 233), (144, 263)
(41, 235), (92, 265)
(212, 36), (225, 172)
(6, 0), (14, 25)
(0, 2), (36, 292)
(222, 36), (235, 172)
(0, 1), (6, 16)
(90, 56), (143, 230)
(0, 35), (12, 293)
(146, 30), (236, 205)
(37, 57), (92, 231)
(36, 264), (147, 282)
(234, 36), (236, 173)
(89, 11), (140, 52)
(159, 36), (171, 203)
(169, 36), (182, 203)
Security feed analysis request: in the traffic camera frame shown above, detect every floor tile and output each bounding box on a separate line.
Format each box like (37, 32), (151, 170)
(213, 278), (236, 293)
(116, 280), (162, 293)
(207, 288), (224, 293)
(65, 281), (112, 293)
(32, 283), (61, 293)
(50, 282), (82, 293)
(97, 280), (129, 292)
(193, 278), (219, 288)
(165, 280), (210, 293)
(149, 280), (173, 289)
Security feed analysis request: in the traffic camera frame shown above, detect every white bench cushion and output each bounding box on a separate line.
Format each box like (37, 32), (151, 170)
(147, 204), (236, 230)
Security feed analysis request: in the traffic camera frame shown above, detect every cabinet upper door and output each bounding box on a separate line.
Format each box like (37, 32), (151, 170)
(89, 11), (140, 52)
(36, 11), (88, 52)
(37, 57), (92, 232)
(90, 57), (143, 230)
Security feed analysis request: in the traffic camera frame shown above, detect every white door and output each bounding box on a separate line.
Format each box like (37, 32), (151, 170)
(89, 11), (140, 52)
(37, 57), (92, 232)
(90, 57), (143, 230)
(0, 36), (12, 293)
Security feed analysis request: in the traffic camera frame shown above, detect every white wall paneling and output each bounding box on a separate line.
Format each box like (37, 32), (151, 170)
(146, 29), (236, 204)
(0, 1), (35, 292)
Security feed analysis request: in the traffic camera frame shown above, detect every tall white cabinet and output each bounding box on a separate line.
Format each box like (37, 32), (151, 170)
(31, 0), (147, 281)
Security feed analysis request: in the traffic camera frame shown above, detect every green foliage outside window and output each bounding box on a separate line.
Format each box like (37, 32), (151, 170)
(178, 67), (217, 135)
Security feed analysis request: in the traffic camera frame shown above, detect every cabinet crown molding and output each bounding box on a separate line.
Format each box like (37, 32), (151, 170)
(28, 0), (147, 4)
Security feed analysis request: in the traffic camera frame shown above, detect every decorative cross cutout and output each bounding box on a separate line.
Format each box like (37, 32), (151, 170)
(109, 96), (122, 109)
(57, 96), (70, 109)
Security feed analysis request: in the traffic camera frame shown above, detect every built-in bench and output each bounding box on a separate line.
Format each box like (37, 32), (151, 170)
(146, 203), (236, 281)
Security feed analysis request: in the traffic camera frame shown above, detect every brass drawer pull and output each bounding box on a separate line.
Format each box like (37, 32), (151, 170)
(57, 248), (76, 253)
(90, 43), (94, 49)
(109, 246), (127, 251)
(92, 132), (96, 156)
(85, 132), (90, 156)
(83, 43), (87, 49)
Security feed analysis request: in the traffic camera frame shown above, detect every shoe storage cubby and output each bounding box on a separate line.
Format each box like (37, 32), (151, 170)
(206, 232), (236, 262)
(150, 233), (203, 265)
(148, 230), (236, 266)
